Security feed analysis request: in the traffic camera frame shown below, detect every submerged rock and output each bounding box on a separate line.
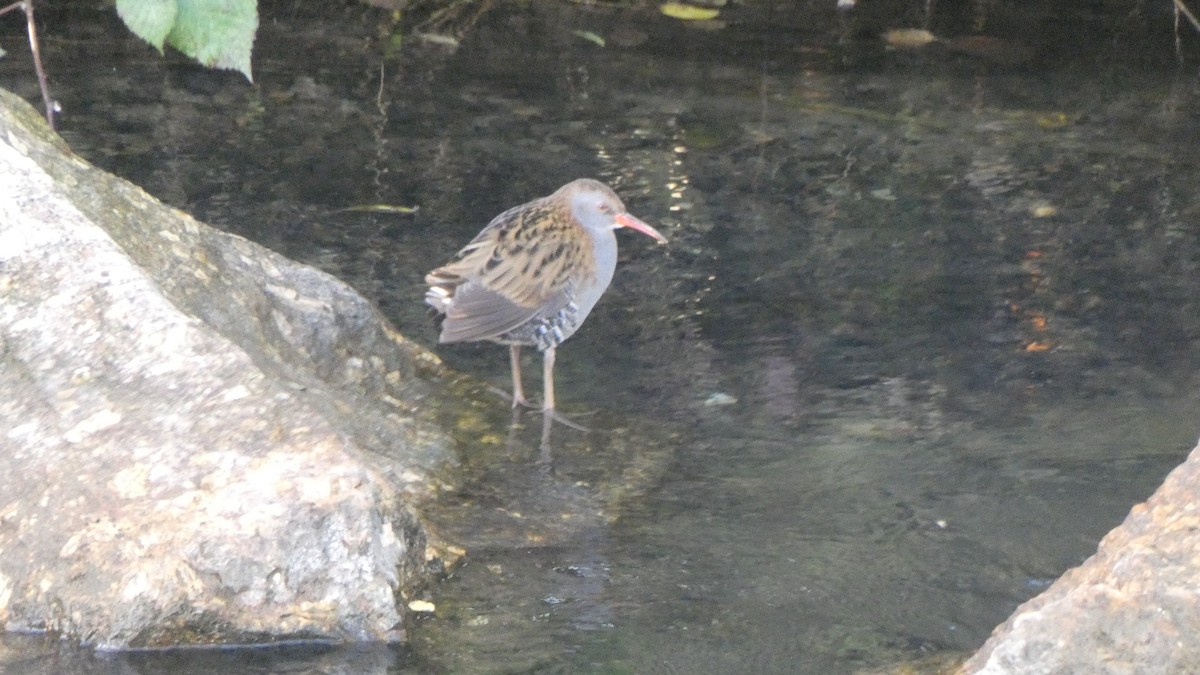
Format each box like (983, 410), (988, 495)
(0, 88), (457, 650)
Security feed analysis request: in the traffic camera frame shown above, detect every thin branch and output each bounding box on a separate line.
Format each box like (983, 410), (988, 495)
(0, 0), (56, 129)
(1174, 0), (1200, 34)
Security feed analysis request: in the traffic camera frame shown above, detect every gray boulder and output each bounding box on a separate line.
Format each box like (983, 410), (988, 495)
(0, 87), (457, 650)
(961, 438), (1200, 674)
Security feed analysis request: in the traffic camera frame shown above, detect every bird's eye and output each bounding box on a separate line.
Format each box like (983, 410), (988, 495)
(598, 202), (614, 213)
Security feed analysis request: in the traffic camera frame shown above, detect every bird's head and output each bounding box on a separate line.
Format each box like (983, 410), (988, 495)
(560, 178), (667, 244)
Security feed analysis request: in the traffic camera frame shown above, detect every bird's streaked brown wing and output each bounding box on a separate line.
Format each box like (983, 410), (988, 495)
(425, 196), (595, 344)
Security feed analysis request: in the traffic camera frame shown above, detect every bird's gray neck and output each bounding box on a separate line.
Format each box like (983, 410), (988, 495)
(575, 228), (617, 318)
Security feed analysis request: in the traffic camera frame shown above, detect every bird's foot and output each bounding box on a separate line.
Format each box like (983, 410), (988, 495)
(510, 402), (592, 432)
(541, 407), (592, 432)
(492, 384), (592, 431)
(483, 384), (538, 410)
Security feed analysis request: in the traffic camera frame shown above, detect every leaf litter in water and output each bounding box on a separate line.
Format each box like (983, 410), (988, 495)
(659, 3), (721, 20)
(573, 30), (605, 47)
(339, 203), (420, 214)
(413, 32), (459, 48)
(883, 28), (937, 49)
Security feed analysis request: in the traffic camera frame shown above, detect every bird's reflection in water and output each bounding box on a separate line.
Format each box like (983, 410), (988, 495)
(540, 412), (555, 466)
(505, 408), (564, 468)
(505, 400), (600, 468)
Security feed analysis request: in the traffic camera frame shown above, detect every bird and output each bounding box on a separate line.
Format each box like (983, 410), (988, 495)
(425, 178), (666, 420)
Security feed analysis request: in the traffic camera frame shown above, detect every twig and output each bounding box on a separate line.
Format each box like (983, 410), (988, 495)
(0, 0), (56, 129)
(1174, 0), (1200, 34)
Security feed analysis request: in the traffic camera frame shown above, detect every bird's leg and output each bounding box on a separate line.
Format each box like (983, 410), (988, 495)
(510, 344), (533, 408)
(542, 345), (556, 413)
(541, 347), (591, 431)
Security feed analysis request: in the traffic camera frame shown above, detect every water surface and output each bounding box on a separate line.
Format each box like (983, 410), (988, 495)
(2, 1), (1199, 672)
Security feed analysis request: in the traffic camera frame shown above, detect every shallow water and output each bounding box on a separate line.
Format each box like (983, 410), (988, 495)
(3, 0), (1200, 672)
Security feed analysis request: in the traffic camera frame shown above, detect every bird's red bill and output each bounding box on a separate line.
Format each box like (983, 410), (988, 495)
(615, 213), (668, 243)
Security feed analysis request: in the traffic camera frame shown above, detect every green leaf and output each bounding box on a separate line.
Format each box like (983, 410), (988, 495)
(659, 3), (720, 20)
(116, 0), (256, 80)
(166, 0), (257, 81)
(116, 0), (178, 52)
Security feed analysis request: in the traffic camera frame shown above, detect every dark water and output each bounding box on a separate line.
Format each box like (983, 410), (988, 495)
(3, 0), (1200, 672)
